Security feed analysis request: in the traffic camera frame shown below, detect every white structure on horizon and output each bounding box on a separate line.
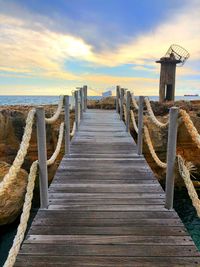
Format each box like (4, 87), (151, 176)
(102, 90), (112, 98)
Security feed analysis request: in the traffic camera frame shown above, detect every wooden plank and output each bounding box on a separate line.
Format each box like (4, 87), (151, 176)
(15, 256), (200, 267)
(25, 235), (193, 245)
(31, 218), (182, 227)
(19, 244), (200, 257)
(28, 225), (188, 236)
(34, 210), (180, 219)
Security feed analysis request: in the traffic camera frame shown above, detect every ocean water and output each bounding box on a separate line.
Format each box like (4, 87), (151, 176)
(0, 95), (199, 106)
(0, 95), (102, 106)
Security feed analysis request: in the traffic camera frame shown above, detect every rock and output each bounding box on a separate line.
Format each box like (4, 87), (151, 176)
(0, 161), (28, 225)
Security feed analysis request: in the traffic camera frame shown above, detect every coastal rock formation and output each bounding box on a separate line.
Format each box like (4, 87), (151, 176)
(0, 161), (28, 225)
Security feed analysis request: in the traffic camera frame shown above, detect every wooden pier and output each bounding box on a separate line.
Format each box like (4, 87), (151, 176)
(15, 109), (200, 266)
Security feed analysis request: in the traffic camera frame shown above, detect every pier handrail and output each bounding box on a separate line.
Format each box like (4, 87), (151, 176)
(116, 86), (200, 217)
(3, 86), (88, 267)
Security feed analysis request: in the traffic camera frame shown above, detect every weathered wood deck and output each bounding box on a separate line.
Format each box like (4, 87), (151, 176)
(16, 109), (200, 266)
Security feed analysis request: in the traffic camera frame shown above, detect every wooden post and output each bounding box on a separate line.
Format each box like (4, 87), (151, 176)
(120, 88), (124, 120)
(137, 96), (144, 155)
(126, 91), (131, 132)
(116, 85), (120, 113)
(80, 88), (83, 119)
(36, 107), (49, 209)
(165, 107), (179, 210)
(64, 95), (70, 156)
(83, 85), (87, 111)
(75, 90), (79, 131)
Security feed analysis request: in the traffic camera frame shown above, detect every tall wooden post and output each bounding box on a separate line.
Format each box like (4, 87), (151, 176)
(116, 85), (120, 113)
(165, 107), (179, 210)
(137, 96), (144, 155)
(83, 85), (87, 111)
(75, 90), (79, 131)
(120, 88), (124, 120)
(126, 91), (131, 132)
(64, 95), (70, 156)
(36, 107), (49, 209)
(80, 88), (83, 119)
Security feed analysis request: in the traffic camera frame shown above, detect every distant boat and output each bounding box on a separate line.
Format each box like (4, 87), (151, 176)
(184, 94), (199, 97)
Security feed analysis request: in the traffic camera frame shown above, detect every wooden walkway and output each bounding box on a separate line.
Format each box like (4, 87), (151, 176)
(16, 109), (200, 266)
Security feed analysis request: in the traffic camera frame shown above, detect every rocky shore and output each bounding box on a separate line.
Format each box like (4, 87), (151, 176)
(0, 98), (200, 225)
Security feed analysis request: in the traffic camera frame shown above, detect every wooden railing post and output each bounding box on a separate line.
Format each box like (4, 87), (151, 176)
(64, 95), (70, 156)
(137, 96), (144, 155)
(126, 91), (131, 132)
(83, 85), (87, 111)
(75, 90), (79, 131)
(80, 88), (83, 119)
(116, 85), (120, 113)
(36, 107), (49, 209)
(120, 88), (124, 120)
(165, 107), (179, 210)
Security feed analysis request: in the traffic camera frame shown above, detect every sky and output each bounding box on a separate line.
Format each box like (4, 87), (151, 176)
(0, 0), (200, 96)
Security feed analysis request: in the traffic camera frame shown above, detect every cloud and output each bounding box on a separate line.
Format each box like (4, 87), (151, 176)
(0, 14), (93, 80)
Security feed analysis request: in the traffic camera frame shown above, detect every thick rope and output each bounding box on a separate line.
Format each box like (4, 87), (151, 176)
(118, 98), (121, 108)
(0, 109), (35, 197)
(131, 94), (139, 110)
(123, 104), (127, 123)
(70, 121), (76, 137)
(144, 97), (169, 128)
(179, 109), (200, 150)
(177, 155), (200, 217)
(144, 125), (167, 168)
(47, 122), (64, 166)
(130, 110), (138, 133)
(45, 96), (64, 124)
(3, 160), (38, 267)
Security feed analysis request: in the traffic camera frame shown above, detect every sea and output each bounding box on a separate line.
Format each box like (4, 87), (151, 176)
(0, 94), (200, 266)
(0, 95), (199, 106)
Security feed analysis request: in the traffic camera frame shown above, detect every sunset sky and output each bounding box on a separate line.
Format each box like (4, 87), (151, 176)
(0, 0), (200, 95)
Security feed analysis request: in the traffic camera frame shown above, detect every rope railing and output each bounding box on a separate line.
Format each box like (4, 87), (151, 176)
(144, 125), (167, 169)
(131, 94), (139, 110)
(144, 97), (169, 128)
(47, 122), (64, 166)
(116, 87), (200, 215)
(4, 160), (38, 267)
(45, 96), (64, 124)
(123, 104), (127, 122)
(3, 85), (88, 267)
(130, 110), (138, 133)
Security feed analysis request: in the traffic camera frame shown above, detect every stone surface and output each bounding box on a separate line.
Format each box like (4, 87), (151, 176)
(0, 161), (28, 225)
